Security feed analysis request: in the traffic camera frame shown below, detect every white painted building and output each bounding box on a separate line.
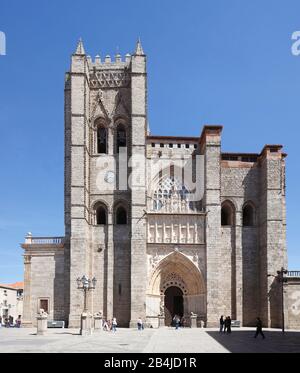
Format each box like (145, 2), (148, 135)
(0, 283), (23, 324)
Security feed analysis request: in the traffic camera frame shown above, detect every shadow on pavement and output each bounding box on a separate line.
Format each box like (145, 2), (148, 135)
(206, 330), (300, 353)
(29, 331), (81, 336)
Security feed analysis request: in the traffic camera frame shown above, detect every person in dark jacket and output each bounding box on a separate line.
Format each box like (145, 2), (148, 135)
(254, 317), (265, 339)
(219, 315), (225, 333)
(225, 316), (232, 334)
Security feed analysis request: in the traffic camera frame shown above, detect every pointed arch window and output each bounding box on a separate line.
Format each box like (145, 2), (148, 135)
(116, 124), (126, 153)
(97, 126), (107, 154)
(243, 203), (255, 226)
(116, 206), (127, 225)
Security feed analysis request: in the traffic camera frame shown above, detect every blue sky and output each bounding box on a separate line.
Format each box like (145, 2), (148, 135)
(0, 0), (299, 282)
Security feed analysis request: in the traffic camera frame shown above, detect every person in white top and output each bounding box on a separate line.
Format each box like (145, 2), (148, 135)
(137, 317), (144, 331)
(112, 317), (117, 332)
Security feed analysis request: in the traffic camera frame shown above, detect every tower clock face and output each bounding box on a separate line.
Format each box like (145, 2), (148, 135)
(105, 171), (115, 184)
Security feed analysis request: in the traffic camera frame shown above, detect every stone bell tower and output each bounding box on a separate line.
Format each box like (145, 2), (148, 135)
(64, 39), (148, 327)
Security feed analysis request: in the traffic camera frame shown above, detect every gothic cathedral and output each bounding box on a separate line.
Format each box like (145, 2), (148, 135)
(22, 39), (288, 329)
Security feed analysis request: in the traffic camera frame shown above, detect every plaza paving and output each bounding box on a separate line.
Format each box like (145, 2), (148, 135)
(0, 326), (300, 353)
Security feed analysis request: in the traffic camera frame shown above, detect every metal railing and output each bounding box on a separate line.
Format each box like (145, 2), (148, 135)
(25, 235), (64, 245)
(286, 271), (300, 278)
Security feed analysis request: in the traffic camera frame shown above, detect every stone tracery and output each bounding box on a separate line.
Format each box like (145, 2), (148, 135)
(150, 176), (198, 213)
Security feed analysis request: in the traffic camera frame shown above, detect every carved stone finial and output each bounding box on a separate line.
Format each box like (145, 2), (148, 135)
(134, 37), (144, 55)
(74, 38), (85, 55)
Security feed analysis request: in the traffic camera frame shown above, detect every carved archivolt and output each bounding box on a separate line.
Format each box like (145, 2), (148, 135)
(160, 272), (188, 295)
(148, 251), (205, 296)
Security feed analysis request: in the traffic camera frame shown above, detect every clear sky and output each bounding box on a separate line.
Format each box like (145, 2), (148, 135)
(0, 0), (299, 283)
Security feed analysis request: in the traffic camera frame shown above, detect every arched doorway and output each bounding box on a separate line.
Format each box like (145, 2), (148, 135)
(165, 286), (183, 326)
(146, 251), (206, 328)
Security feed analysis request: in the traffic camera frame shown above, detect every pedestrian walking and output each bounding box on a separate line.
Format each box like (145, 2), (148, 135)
(219, 315), (225, 333)
(112, 317), (117, 332)
(137, 317), (144, 331)
(16, 315), (22, 328)
(103, 319), (109, 331)
(180, 316), (186, 328)
(254, 317), (265, 339)
(0, 315), (2, 328)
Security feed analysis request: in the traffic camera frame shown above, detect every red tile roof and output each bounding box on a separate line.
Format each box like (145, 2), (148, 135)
(3, 282), (24, 289)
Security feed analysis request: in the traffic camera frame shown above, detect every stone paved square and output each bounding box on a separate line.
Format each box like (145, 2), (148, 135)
(0, 327), (300, 353)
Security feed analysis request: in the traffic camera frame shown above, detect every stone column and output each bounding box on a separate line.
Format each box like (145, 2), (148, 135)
(190, 314), (197, 328)
(80, 312), (94, 336)
(94, 313), (103, 331)
(158, 315), (165, 328)
(129, 41), (148, 327)
(36, 312), (48, 335)
(259, 146), (287, 327)
(67, 42), (91, 328)
(22, 253), (33, 327)
(106, 222), (114, 320)
(200, 126), (223, 327)
(158, 295), (165, 327)
(235, 210), (243, 323)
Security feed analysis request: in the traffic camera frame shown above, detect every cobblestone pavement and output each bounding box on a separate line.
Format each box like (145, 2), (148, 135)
(0, 327), (299, 353)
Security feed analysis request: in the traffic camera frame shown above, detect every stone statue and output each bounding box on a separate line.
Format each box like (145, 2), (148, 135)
(38, 309), (48, 317)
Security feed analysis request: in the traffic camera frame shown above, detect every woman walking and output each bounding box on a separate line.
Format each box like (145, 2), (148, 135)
(112, 317), (117, 332)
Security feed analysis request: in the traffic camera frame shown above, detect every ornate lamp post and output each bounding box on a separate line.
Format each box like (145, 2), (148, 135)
(268, 267), (288, 333)
(76, 275), (97, 312)
(76, 275), (97, 335)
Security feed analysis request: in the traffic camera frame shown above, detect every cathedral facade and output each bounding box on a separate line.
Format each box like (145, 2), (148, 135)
(22, 39), (292, 329)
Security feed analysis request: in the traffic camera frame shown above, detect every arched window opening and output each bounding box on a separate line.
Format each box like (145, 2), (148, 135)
(116, 206), (127, 225)
(96, 206), (107, 225)
(243, 204), (255, 226)
(97, 126), (107, 154)
(116, 124), (126, 153)
(221, 202), (234, 226)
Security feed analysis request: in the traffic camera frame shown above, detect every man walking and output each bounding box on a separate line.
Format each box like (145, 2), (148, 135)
(254, 317), (265, 339)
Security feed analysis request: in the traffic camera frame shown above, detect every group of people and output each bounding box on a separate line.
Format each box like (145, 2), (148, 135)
(219, 315), (232, 333)
(102, 317), (118, 332)
(102, 317), (145, 331)
(0, 315), (22, 328)
(219, 315), (265, 339)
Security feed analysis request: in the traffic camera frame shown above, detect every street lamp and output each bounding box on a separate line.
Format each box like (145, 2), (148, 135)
(268, 267), (288, 333)
(76, 275), (97, 312)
